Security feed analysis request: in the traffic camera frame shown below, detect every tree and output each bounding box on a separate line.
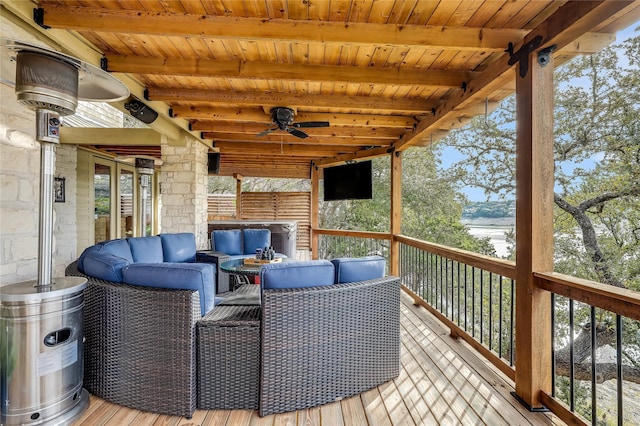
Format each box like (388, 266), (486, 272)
(436, 32), (640, 420)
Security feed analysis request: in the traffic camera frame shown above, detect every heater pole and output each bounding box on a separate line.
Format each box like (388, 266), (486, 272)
(35, 109), (61, 288)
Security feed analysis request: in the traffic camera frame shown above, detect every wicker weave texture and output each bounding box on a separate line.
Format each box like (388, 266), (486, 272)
(66, 262), (200, 418)
(259, 276), (401, 416)
(197, 305), (261, 409)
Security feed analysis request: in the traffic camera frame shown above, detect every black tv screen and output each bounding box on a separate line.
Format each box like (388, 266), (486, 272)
(323, 161), (373, 201)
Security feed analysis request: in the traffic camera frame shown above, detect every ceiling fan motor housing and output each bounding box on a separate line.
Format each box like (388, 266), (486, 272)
(272, 107), (295, 128)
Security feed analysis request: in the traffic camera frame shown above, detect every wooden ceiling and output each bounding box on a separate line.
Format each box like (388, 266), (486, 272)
(36, 0), (640, 179)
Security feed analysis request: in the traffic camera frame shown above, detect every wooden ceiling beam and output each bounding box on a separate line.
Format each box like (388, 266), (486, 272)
(105, 55), (475, 88)
(60, 128), (161, 145)
(171, 106), (419, 128)
(194, 122), (403, 139)
(40, 5), (527, 51)
(396, 0), (638, 151)
(146, 87), (439, 114)
(218, 165), (310, 179)
(213, 141), (361, 157)
(204, 132), (391, 146)
(314, 146), (393, 168)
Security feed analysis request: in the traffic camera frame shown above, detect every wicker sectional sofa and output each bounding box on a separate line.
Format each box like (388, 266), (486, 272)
(67, 247), (400, 418)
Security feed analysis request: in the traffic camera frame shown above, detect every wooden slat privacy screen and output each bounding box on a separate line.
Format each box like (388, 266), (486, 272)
(242, 192), (311, 250)
(207, 192), (311, 250)
(207, 194), (235, 220)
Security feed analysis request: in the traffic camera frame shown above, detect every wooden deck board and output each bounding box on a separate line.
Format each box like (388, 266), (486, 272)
(72, 293), (563, 426)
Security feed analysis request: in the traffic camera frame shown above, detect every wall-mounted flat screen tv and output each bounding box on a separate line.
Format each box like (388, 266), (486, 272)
(323, 160), (373, 201)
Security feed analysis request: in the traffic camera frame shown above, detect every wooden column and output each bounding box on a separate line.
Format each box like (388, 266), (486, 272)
(389, 150), (402, 276)
(234, 173), (243, 219)
(310, 163), (320, 259)
(514, 49), (555, 409)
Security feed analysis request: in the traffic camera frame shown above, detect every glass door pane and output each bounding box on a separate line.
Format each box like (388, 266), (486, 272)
(140, 174), (154, 236)
(119, 168), (135, 237)
(94, 163), (112, 243)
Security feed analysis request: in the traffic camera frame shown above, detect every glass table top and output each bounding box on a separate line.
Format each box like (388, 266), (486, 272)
(219, 257), (294, 276)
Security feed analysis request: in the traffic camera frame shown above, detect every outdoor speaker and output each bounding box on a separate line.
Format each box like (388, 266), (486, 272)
(125, 99), (158, 124)
(208, 153), (220, 175)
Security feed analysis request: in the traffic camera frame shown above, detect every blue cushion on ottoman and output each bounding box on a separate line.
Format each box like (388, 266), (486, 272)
(212, 229), (243, 255)
(160, 233), (196, 263)
(243, 228), (271, 255)
(128, 236), (164, 263)
(260, 260), (334, 290)
(331, 256), (386, 283)
(122, 262), (216, 316)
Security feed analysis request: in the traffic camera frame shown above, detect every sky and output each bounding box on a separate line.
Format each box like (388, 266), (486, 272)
(438, 21), (639, 202)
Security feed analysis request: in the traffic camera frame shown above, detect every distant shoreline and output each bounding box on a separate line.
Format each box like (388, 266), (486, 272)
(461, 217), (515, 227)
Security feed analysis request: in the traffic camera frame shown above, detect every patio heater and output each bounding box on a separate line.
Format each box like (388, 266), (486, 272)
(135, 157), (155, 237)
(0, 39), (129, 425)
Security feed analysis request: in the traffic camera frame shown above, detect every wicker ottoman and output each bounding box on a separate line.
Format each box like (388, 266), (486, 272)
(197, 305), (261, 410)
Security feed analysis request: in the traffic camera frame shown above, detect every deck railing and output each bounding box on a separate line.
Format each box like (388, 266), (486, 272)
(316, 229), (391, 263)
(315, 229), (640, 425)
(395, 235), (517, 380)
(536, 272), (640, 425)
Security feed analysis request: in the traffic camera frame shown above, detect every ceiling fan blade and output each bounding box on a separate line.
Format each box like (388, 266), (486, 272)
(293, 121), (330, 128)
(257, 127), (277, 137)
(286, 127), (309, 138)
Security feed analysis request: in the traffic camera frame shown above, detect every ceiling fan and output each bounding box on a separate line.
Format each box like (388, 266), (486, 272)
(257, 107), (329, 139)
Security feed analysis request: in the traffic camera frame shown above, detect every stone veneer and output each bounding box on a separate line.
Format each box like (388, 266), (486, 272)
(159, 135), (209, 250)
(0, 84), (73, 285)
(53, 144), (79, 279)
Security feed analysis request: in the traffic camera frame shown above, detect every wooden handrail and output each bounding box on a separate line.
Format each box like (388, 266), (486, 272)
(395, 234), (516, 279)
(313, 228), (391, 240)
(535, 272), (640, 321)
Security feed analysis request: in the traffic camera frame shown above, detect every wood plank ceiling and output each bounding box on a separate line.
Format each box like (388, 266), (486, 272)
(37, 0), (639, 179)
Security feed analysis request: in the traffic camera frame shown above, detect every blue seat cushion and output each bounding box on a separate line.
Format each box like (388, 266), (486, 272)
(122, 263), (216, 316)
(260, 260), (334, 290)
(331, 256), (386, 283)
(243, 228), (271, 255)
(78, 243), (131, 282)
(160, 233), (196, 263)
(212, 229), (243, 255)
(128, 236), (164, 263)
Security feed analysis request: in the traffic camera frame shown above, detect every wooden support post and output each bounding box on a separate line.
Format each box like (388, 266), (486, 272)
(390, 150), (402, 276)
(234, 173), (243, 219)
(310, 163), (320, 259)
(514, 48), (554, 409)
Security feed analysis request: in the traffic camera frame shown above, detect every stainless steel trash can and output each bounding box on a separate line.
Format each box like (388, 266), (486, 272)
(1, 277), (89, 425)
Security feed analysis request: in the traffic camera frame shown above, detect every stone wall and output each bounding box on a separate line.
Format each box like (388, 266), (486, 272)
(1, 84), (44, 285)
(53, 144), (79, 278)
(159, 135), (209, 249)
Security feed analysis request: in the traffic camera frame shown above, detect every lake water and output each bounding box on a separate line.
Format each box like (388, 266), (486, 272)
(465, 224), (514, 258)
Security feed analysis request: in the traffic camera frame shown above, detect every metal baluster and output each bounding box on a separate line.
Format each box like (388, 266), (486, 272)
(569, 299), (575, 411)
(616, 314), (623, 426)
(590, 306), (596, 424)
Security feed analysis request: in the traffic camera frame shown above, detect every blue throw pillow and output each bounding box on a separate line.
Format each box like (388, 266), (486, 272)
(128, 236), (164, 263)
(212, 229), (242, 255)
(243, 229), (271, 255)
(331, 256), (386, 283)
(100, 239), (134, 263)
(160, 233), (196, 263)
(78, 244), (130, 282)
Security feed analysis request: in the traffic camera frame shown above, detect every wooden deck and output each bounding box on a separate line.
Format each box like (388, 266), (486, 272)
(71, 292), (563, 426)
